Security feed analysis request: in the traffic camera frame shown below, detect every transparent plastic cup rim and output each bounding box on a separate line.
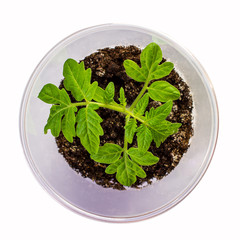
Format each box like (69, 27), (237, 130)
(19, 23), (219, 223)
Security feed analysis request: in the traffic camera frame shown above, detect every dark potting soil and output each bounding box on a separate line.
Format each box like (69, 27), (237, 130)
(56, 45), (193, 190)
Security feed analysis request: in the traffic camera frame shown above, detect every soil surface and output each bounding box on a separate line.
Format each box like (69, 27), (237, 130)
(56, 46), (193, 190)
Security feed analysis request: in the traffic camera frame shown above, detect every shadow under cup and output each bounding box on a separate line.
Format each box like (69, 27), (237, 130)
(20, 24), (218, 222)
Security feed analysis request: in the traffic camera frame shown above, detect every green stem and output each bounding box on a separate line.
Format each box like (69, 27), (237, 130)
(129, 77), (150, 111)
(124, 115), (130, 151)
(122, 114), (130, 168)
(72, 101), (146, 125)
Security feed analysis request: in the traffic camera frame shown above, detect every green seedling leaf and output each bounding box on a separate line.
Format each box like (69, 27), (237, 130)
(116, 156), (136, 186)
(105, 158), (122, 174)
(86, 81), (98, 101)
(145, 101), (173, 125)
(132, 163), (146, 178)
(61, 107), (76, 142)
(76, 104), (103, 154)
(38, 84), (77, 142)
(148, 81), (180, 102)
(63, 59), (91, 101)
(119, 87), (127, 106)
(140, 42), (162, 70)
(123, 60), (147, 82)
(150, 62), (174, 79)
(43, 105), (63, 137)
(38, 83), (67, 105)
(124, 118), (137, 144)
(43, 105), (62, 136)
(91, 143), (123, 164)
(142, 101), (180, 147)
(104, 82), (115, 103)
(134, 93), (149, 116)
(124, 42), (174, 84)
(163, 122), (182, 136)
(136, 124), (153, 152)
(149, 121), (181, 147)
(116, 155), (146, 186)
(93, 86), (105, 102)
(128, 147), (159, 166)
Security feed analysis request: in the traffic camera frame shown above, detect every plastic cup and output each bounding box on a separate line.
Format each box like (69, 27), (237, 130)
(20, 24), (219, 222)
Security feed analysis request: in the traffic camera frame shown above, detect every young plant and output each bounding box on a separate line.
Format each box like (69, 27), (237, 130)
(38, 43), (181, 187)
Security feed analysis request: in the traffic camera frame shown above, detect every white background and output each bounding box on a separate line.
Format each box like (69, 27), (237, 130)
(1, 0), (239, 239)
